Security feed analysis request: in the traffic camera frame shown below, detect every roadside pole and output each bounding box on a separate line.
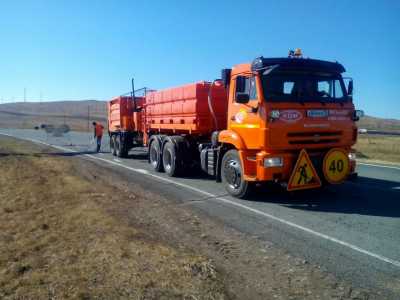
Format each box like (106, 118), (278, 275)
(87, 105), (90, 132)
(87, 105), (91, 146)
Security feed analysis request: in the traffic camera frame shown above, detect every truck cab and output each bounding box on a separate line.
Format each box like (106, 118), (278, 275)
(217, 52), (361, 197)
(107, 50), (362, 199)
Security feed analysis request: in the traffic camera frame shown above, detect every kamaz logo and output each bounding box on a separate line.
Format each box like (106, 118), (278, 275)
(279, 110), (302, 122)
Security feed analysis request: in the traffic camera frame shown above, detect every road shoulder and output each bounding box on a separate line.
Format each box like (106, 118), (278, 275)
(0, 136), (376, 299)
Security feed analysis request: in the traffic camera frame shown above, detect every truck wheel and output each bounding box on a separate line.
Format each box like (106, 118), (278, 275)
(116, 135), (128, 158)
(115, 135), (123, 157)
(149, 140), (163, 172)
(111, 135), (117, 156)
(115, 135), (121, 157)
(221, 149), (250, 198)
(162, 141), (181, 177)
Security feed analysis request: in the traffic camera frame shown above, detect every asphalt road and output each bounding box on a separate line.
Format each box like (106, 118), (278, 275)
(1, 128), (400, 298)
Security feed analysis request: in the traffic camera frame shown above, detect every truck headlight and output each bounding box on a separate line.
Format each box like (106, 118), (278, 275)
(264, 157), (283, 167)
(348, 152), (356, 161)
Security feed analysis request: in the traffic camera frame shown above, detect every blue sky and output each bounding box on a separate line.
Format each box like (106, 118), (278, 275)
(0, 0), (399, 119)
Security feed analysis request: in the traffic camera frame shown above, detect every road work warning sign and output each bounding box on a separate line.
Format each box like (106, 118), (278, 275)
(287, 149), (322, 191)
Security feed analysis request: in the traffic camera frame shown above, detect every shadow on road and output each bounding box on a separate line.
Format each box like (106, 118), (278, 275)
(126, 152), (148, 162)
(244, 177), (400, 218)
(2, 145), (399, 219)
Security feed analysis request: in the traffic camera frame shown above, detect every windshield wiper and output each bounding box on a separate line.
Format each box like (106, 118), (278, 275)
(262, 64), (280, 76)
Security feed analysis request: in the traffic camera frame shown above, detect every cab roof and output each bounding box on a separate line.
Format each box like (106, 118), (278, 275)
(251, 57), (346, 74)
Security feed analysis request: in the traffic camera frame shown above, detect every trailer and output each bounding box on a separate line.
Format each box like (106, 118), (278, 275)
(108, 50), (363, 198)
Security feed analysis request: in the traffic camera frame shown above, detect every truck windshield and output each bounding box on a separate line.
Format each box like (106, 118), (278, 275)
(261, 71), (348, 103)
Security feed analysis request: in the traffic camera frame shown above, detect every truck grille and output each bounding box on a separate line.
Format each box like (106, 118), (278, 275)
(287, 131), (342, 145)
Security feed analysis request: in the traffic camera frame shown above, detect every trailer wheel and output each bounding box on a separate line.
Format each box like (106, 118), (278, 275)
(162, 141), (181, 177)
(149, 140), (163, 172)
(114, 134), (128, 158)
(221, 149), (250, 198)
(111, 135), (117, 156)
(115, 135), (122, 157)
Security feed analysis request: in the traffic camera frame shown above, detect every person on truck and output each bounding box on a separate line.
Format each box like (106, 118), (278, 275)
(92, 122), (104, 152)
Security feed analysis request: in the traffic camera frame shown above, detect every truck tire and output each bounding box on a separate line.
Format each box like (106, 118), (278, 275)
(149, 139), (163, 172)
(115, 134), (128, 158)
(111, 135), (117, 156)
(221, 149), (251, 198)
(114, 135), (125, 158)
(115, 135), (121, 157)
(162, 141), (182, 177)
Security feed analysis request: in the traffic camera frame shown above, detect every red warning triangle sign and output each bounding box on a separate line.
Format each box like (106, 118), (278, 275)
(287, 149), (322, 191)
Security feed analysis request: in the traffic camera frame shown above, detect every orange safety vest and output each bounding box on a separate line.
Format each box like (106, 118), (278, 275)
(95, 124), (104, 137)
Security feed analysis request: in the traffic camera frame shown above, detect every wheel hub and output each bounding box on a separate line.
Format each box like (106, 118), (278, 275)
(164, 149), (172, 171)
(150, 147), (158, 166)
(225, 160), (241, 189)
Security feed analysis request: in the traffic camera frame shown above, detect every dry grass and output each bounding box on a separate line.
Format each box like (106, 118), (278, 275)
(0, 137), (383, 299)
(355, 134), (400, 163)
(0, 139), (226, 299)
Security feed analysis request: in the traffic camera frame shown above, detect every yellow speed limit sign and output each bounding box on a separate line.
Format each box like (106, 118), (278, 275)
(323, 148), (350, 184)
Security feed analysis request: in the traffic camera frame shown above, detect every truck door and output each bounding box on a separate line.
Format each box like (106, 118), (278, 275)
(228, 75), (262, 149)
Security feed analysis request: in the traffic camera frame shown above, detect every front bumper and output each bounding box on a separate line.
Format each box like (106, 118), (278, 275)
(240, 148), (356, 184)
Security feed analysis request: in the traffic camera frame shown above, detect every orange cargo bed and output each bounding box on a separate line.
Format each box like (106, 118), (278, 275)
(144, 81), (228, 134)
(108, 96), (134, 132)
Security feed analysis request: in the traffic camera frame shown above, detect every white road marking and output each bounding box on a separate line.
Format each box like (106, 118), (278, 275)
(2, 132), (400, 269)
(358, 162), (400, 171)
(113, 158), (122, 163)
(135, 168), (150, 174)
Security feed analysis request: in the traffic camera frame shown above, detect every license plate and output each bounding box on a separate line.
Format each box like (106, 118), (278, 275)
(307, 110), (328, 118)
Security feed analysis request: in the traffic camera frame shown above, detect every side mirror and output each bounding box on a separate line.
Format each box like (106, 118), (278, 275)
(355, 110), (364, 118)
(236, 76), (246, 93)
(235, 76), (250, 103)
(348, 80), (353, 96)
(352, 110), (364, 121)
(236, 93), (250, 104)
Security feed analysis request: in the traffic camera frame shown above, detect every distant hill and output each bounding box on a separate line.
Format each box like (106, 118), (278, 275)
(358, 115), (400, 133)
(1, 101), (399, 133)
(0, 100), (106, 118)
(0, 100), (107, 131)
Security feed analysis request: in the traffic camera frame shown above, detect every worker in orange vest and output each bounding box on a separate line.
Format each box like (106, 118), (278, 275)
(92, 122), (104, 152)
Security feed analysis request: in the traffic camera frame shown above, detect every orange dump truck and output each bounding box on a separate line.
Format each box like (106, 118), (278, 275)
(108, 51), (363, 198)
